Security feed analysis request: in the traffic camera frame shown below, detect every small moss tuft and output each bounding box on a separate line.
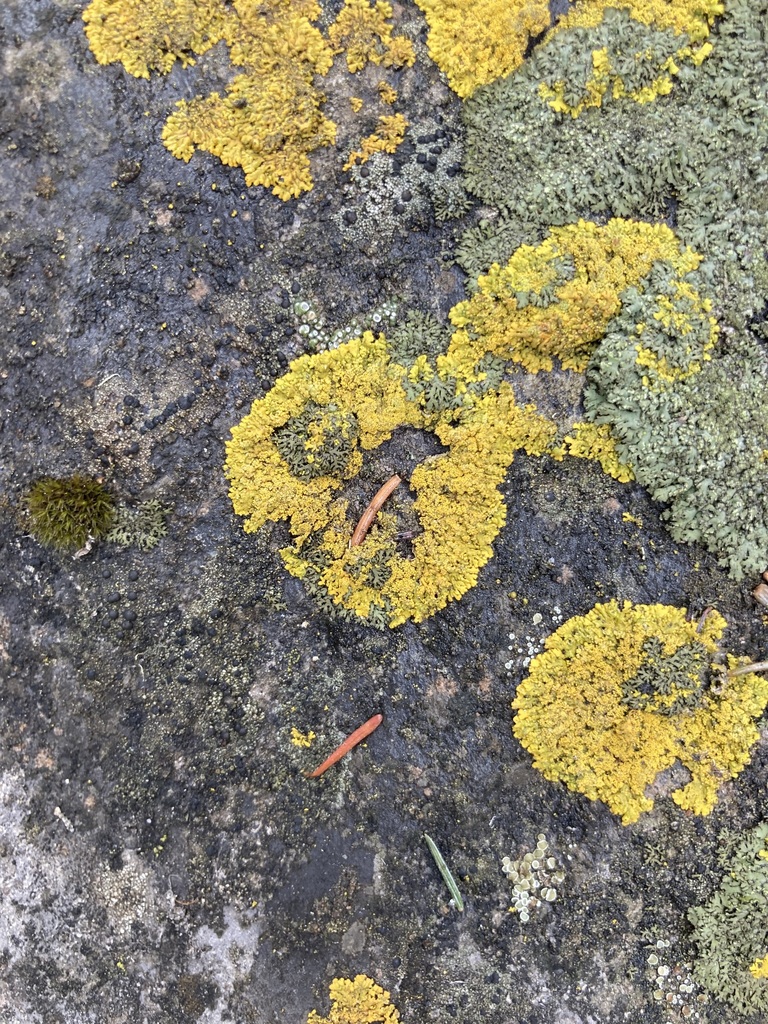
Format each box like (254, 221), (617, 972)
(26, 476), (116, 552)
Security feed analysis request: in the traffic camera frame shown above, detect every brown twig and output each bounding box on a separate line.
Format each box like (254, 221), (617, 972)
(349, 475), (401, 548)
(304, 714), (384, 778)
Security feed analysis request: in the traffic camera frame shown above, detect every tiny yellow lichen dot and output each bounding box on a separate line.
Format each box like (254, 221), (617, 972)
(290, 728), (316, 748)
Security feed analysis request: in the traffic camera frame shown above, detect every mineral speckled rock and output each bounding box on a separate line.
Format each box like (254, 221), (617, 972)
(2, 1), (768, 1023)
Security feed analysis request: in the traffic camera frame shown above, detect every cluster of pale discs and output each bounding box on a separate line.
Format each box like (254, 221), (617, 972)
(501, 834), (565, 923)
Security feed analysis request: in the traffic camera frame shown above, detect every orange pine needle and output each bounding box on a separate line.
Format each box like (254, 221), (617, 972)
(304, 713), (384, 778)
(349, 475), (401, 547)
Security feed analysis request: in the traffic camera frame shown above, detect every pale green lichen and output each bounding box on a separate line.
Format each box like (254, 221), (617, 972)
(688, 823), (768, 1015)
(539, 4), (720, 117)
(107, 500), (170, 551)
(502, 833), (564, 924)
(387, 309), (449, 368)
(584, 262), (768, 579)
(459, 0), (768, 330)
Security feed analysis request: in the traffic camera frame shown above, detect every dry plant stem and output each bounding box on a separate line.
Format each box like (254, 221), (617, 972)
(304, 713), (384, 778)
(727, 661), (768, 678)
(696, 607), (715, 633)
(349, 474), (401, 547)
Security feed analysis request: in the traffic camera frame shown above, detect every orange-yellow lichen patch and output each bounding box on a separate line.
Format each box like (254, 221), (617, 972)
(290, 727), (316, 748)
(343, 113), (408, 170)
(414, 0), (551, 98)
(162, 3), (335, 199)
(307, 974), (400, 1024)
(448, 219), (702, 373)
(86, 0), (413, 197)
(82, 0), (228, 78)
(225, 331), (556, 627)
(378, 80), (398, 104)
(512, 602), (768, 825)
(329, 0), (415, 73)
(553, 422), (635, 483)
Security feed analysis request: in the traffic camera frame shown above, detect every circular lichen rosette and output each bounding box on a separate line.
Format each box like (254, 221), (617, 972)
(225, 331), (555, 627)
(512, 601), (768, 824)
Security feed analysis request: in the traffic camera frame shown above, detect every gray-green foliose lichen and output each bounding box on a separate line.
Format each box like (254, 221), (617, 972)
(688, 822), (768, 1015)
(584, 263), (768, 580)
(458, 0), (768, 329)
(107, 499), (170, 551)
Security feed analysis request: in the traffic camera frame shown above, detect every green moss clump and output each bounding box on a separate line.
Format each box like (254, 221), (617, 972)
(688, 822), (768, 1014)
(26, 476), (116, 551)
(459, 0), (768, 324)
(584, 263), (768, 579)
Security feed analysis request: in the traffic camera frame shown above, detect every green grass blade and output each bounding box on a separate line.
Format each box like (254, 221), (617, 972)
(424, 832), (464, 912)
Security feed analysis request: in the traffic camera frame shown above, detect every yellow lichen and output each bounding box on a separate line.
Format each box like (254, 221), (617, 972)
(86, 0), (413, 198)
(343, 113), (408, 170)
(226, 331), (556, 627)
(290, 727), (316, 747)
(414, 0), (551, 98)
(350, 96), (364, 111)
(622, 512), (643, 527)
(448, 219), (702, 373)
(307, 975), (400, 1024)
(512, 602), (768, 825)
(552, 0), (723, 44)
(162, 0), (335, 200)
(554, 422), (635, 483)
(377, 80), (398, 104)
(750, 957), (768, 980)
(328, 0), (415, 73)
(82, 0), (228, 78)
